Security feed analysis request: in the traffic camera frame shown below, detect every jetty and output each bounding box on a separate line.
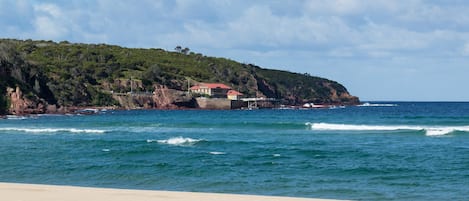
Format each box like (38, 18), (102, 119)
(241, 97), (280, 109)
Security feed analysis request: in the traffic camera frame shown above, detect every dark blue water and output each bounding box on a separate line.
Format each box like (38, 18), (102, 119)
(1, 102), (469, 200)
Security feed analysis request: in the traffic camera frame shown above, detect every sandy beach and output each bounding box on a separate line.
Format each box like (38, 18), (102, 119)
(0, 182), (344, 201)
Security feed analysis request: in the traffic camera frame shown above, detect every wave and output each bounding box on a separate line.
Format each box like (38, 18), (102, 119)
(5, 115), (30, 120)
(306, 123), (469, 136)
(209, 151), (226, 155)
(358, 102), (397, 107)
(147, 137), (202, 146)
(0, 127), (107, 134)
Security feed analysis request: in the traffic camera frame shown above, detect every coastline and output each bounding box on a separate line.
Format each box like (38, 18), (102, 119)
(1, 101), (362, 118)
(0, 182), (345, 201)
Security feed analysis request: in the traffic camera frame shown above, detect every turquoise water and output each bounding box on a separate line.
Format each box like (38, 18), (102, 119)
(1, 102), (469, 200)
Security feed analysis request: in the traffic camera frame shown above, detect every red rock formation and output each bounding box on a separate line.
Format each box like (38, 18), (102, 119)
(6, 86), (46, 114)
(152, 85), (194, 109)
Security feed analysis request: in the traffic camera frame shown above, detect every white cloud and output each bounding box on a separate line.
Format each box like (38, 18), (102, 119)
(158, 4), (360, 51)
(202, 5), (462, 59)
(32, 3), (68, 38)
(34, 3), (62, 18)
(357, 23), (428, 51)
(33, 16), (67, 38)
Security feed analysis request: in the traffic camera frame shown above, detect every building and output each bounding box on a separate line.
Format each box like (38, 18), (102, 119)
(190, 83), (231, 98)
(190, 83), (243, 99)
(227, 90), (244, 100)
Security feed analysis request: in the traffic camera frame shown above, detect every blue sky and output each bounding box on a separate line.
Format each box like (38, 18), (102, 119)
(1, 0), (469, 101)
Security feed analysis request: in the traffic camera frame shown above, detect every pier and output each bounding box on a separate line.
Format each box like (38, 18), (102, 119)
(241, 98), (280, 109)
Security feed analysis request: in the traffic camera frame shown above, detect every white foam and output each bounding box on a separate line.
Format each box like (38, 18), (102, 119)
(425, 126), (469, 136)
(307, 123), (422, 131)
(35, 114), (65, 117)
(0, 127), (106, 134)
(102, 149), (110, 152)
(149, 137), (202, 146)
(273, 154), (281, 157)
(5, 115), (29, 120)
(358, 102), (397, 107)
(425, 128), (452, 136)
(307, 123), (469, 136)
(209, 151), (226, 155)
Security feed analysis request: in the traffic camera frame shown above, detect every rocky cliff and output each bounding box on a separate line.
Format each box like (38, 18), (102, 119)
(152, 85), (195, 109)
(0, 39), (359, 114)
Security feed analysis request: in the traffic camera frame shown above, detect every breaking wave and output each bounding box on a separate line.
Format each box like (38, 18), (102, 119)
(358, 102), (397, 107)
(0, 127), (107, 134)
(306, 122), (469, 136)
(147, 137), (202, 146)
(209, 151), (226, 155)
(4, 115), (31, 120)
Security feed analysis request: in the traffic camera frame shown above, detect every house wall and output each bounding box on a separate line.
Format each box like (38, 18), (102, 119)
(228, 95), (239, 100)
(190, 88), (210, 96)
(190, 85), (230, 98)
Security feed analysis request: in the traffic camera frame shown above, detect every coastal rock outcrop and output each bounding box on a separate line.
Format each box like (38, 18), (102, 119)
(112, 94), (154, 109)
(152, 85), (195, 109)
(6, 86), (47, 114)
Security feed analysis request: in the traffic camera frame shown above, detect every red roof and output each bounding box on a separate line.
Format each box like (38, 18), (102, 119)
(195, 83), (231, 89)
(190, 85), (200, 90)
(227, 90), (243, 96)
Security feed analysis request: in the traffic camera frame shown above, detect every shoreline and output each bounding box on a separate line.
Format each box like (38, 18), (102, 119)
(0, 182), (346, 201)
(1, 102), (362, 118)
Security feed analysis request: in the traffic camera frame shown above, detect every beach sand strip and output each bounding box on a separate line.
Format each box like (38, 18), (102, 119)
(0, 182), (346, 201)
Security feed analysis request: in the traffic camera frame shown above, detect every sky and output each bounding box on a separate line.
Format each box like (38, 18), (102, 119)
(1, 0), (469, 101)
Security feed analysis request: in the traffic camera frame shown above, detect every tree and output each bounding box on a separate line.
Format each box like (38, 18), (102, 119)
(174, 46), (190, 55)
(181, 47), (190, 55)
(174, 46), (182, 53)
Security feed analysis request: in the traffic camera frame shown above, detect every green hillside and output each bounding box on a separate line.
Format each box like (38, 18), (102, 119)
(0, 39), (358, 114)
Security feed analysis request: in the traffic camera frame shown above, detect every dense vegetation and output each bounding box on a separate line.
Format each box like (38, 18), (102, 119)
(0, 39), (358, 113)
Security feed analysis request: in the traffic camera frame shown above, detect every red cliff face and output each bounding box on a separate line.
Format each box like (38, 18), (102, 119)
(7, 86), (46, 114)
(152, 85), (194, 109)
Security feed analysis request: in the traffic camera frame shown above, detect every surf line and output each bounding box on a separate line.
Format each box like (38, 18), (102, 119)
(306, 122), (469, 136)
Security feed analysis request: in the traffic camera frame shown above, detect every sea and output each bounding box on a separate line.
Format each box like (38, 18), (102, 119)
(1, 102), (468, 200)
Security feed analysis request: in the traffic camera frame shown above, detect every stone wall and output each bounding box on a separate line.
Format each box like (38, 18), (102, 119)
(196, 98), (231, 110)
(196, 98), (246, 110)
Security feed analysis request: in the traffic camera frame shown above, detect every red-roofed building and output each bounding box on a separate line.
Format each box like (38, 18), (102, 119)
(190, 83), (232, 98)
(227, 90), (244, 100)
